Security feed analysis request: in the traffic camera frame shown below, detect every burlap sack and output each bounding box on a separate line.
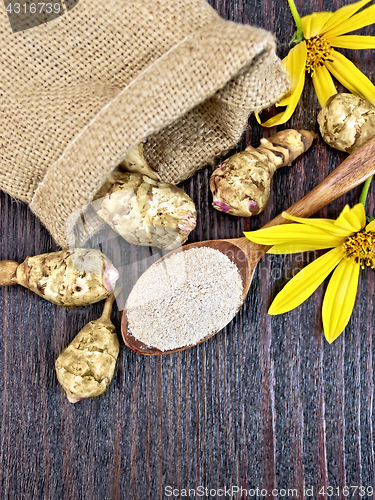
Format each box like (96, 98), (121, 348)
(0, 0), (290, 248)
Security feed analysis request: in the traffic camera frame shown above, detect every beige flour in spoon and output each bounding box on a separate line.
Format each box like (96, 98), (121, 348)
(126, 246), (244, 351)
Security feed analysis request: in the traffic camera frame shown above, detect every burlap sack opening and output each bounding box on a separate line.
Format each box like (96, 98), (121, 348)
(0, 0), (290, 248)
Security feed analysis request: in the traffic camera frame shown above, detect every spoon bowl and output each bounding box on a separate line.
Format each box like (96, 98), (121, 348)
(122, 238), (262, 355)
(122, 136), (375, 355)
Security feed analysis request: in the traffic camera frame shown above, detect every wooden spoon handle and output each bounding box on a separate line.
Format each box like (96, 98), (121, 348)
(263, 135), (375, 229)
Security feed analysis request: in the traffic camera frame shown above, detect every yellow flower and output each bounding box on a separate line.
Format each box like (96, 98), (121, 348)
(244, 203), (375, 343)
(260, 0), (375, 127)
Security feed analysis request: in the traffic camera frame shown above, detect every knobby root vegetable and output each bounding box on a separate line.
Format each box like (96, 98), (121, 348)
(318, 93), (375, 154)
(55, 293), (120, 403)
(210, 129), (315, 217)
(92, 170), (197, 250)
(0, 249), (119, 307)
(119, 142), (160, 181)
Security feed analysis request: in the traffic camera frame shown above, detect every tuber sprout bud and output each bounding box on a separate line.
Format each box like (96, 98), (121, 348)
(119, 142), (160, 181)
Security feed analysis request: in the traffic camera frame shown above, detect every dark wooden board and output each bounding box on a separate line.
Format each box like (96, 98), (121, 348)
(1, 1), (375, 499)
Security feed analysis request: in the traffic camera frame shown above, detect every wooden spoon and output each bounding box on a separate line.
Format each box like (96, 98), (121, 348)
(122, 136), (375, 355)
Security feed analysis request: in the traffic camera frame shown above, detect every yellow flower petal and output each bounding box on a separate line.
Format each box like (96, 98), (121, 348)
(268, 247), (343, 315)
(325, 50), (375, 105)
(281, 212), (353, 237)
(276, 91), (293, 107)
(337, 204), (350, 217)
(267, 241), (341, 254)
(258, 42), (307, 127)
(285, 41), (308, 78)
(324, 3), (375, 38)
(334, 203), (366, 232)
(301, 12), (334, 39)
(278, 43), (308, 105)
(366, 219), (375, 232)
(244, 224), (344, 248)
(311, 65), (338, 106)
(322, 258), (360, 343)
(320, 0), (372, 36)
(256, 81), (304, 126)
(329, 35), (375, 49)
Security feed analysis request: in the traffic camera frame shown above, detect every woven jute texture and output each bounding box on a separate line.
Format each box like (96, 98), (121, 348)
(0, 0), (290, 248)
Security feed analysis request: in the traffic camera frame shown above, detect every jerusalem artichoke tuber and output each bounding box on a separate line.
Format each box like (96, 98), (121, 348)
(0, 249), (119, 307)
(55, 293), (120, 403)
(92, 170), (197, 250)
(318, 93), (375, 153)
(210, 129), (315, 217)
(119, 142), (160, 181)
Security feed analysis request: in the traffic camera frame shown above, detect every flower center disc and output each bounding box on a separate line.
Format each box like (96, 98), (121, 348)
(343, 230), (375, 269)
(305, 35), (332, 74)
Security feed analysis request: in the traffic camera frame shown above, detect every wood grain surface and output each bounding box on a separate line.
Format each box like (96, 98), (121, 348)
(1, 1), (375, 499)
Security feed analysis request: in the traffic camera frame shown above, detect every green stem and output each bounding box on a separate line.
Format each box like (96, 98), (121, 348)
(359, 176), (373, 206)
(287, 0), (304, 39)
